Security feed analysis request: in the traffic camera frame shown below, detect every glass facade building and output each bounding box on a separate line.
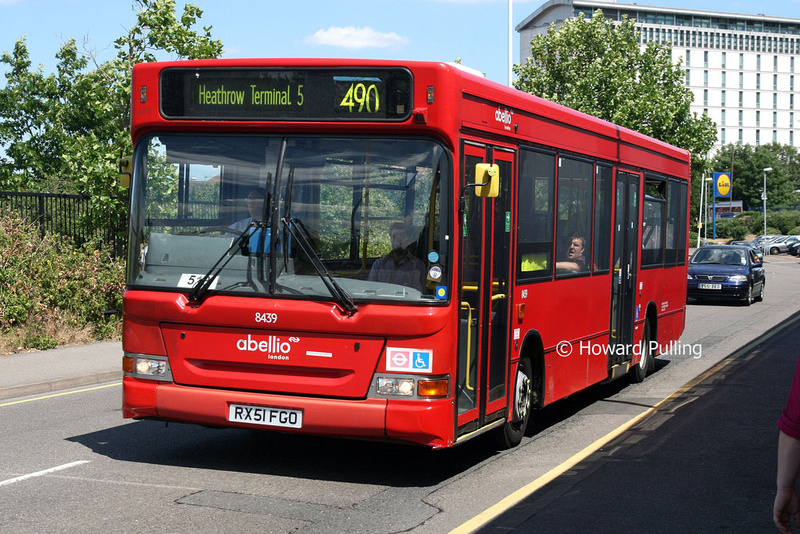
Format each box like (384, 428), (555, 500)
(517, 0), (800, 147)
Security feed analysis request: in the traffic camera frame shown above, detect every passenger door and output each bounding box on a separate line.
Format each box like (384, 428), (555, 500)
(456, 142), (514, 439)
(609, 171), (640, 366)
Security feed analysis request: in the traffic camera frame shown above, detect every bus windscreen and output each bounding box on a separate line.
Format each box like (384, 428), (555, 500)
(160, 68), (413, 121)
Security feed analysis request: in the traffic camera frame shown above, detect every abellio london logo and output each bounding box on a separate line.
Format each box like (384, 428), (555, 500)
(495, 107), (513, 130)
(236, 334), (299, 360)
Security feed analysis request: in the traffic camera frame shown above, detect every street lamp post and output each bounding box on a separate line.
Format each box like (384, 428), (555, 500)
(697, 175), (713, 247)
(763, 167), (773, 240)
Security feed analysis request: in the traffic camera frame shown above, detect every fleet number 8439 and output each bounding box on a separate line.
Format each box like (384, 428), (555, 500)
(255, 312), (278, 324)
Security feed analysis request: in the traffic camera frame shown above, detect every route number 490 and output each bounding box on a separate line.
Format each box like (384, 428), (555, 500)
(339, 83), (380, 113)
(255, 312), (278, 324)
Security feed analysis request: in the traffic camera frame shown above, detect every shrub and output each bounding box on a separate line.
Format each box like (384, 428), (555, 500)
(766, 211), (800, 234)
(0, 214), (124, 352)
(734, 212), (760, 233)
(714, 220), (748, 240)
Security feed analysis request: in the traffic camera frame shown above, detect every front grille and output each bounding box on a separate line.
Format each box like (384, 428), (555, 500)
(695, 274), (728, 282)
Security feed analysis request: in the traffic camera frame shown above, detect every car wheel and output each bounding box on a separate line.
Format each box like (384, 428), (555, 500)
(744, 283), (753, 306)
(755, 281), (765, 302)
(771, 247), (780, 255)
(495, 358), (533, 449)
(630, 320), (652, 383)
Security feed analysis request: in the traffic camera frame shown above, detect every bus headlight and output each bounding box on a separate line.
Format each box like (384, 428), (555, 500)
(375, 376), (449, 398)
(377, 377), (415, 396)
(123, 353), (173, 381)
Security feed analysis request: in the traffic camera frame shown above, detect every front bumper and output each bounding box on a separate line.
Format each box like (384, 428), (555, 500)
(123, 377), (455, 448)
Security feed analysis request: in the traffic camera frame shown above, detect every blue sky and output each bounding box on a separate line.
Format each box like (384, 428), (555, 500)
(1, 0), (799, 86)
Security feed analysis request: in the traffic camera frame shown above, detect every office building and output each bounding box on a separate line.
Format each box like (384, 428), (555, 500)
(517, 0), (800, 147)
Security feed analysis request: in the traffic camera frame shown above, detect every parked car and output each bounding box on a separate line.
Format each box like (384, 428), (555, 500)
(687, 245), (765, 305)
(789, 241), (800, 256)
(754, 234), (782, 247)
(762, 235), (799, 254)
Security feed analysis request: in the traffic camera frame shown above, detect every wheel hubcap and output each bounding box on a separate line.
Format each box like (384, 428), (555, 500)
(515, 370), (531, 420)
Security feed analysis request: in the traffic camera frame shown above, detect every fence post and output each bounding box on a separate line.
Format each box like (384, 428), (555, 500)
(38, 194), (46, 239)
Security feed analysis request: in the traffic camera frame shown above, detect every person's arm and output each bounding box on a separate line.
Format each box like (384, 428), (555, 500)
(555, 258), (585, 272)
(775, 431), (800, 533)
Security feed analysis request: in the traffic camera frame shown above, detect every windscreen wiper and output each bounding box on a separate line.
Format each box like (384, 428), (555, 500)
(187, 226), (254, 305)
(282, 216), (358, 316)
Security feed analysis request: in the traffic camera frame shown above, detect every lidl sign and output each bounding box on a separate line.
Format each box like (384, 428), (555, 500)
(714, 172), (732, 198)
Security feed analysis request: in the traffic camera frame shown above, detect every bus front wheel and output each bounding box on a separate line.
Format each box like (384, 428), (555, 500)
(496, 358), (533, 449)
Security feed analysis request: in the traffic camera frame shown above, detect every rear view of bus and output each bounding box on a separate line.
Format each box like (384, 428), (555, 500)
(122, 61), (458, 448)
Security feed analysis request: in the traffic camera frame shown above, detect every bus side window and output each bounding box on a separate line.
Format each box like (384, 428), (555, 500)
(517, 149), (555, 281)
(642, 176), (666, 268)
(555, 157), (592, 277)
(593, 165), (613, 273)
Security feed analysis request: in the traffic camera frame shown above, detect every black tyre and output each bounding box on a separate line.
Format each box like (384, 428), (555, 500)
(495, 358), (533, 449)
(629, 320), (653, 383)
(755, 281), (765, 302)
(743, 284), (753, 306)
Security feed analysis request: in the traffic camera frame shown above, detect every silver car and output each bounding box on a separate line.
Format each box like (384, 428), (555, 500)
(764, 235), (800, 255)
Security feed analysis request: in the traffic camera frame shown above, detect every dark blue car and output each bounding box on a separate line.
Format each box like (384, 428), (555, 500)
(687, 245), (765, 305)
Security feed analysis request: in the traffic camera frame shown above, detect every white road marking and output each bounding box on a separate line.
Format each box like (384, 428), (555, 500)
(0, 460), (90, 487)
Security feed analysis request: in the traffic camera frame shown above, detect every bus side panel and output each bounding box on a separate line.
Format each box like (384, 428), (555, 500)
(585, 274), (617, 386)
(617, 130), (691, 180)
(519, 276), (611, 404)
(654, 311), (685, 353)
(460, 95), (618, 161)
(636, 265), (688, 351)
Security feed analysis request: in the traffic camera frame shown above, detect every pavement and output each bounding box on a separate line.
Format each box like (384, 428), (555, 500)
(477, 310), (800, 533)
(0, 340), (121, 401)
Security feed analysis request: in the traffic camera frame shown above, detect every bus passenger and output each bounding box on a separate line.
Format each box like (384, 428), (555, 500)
(556, 234), (587, 272)
(368, 222), (427, 292)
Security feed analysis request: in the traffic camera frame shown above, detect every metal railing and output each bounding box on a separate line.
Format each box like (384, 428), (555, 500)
(0, 191), (127, 256)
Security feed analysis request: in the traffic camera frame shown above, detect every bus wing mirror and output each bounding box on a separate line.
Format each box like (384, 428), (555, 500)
(118, 155), (132, 188)
(474, 163), (499, 198)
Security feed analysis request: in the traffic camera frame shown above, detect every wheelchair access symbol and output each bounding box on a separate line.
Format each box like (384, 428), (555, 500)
(386, 347), (433, 373)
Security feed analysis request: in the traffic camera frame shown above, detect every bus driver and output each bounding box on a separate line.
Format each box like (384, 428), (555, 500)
(368, 222), (427, 292)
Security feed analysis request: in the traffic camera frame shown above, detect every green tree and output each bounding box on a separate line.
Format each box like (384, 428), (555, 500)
(709, 144), (800, 212)
(514, 11), (717, 166)
(0, 0), (223, 226)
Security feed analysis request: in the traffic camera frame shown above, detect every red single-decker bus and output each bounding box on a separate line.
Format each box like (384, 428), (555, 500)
(122, 59), (691, 449)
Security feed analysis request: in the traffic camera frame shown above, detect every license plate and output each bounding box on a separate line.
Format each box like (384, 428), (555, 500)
(698, 283), (722, 290)
(228, 404), (303, 429)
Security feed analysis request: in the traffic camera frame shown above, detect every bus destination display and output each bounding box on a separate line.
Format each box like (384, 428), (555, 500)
(160, 68), (413, 121)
